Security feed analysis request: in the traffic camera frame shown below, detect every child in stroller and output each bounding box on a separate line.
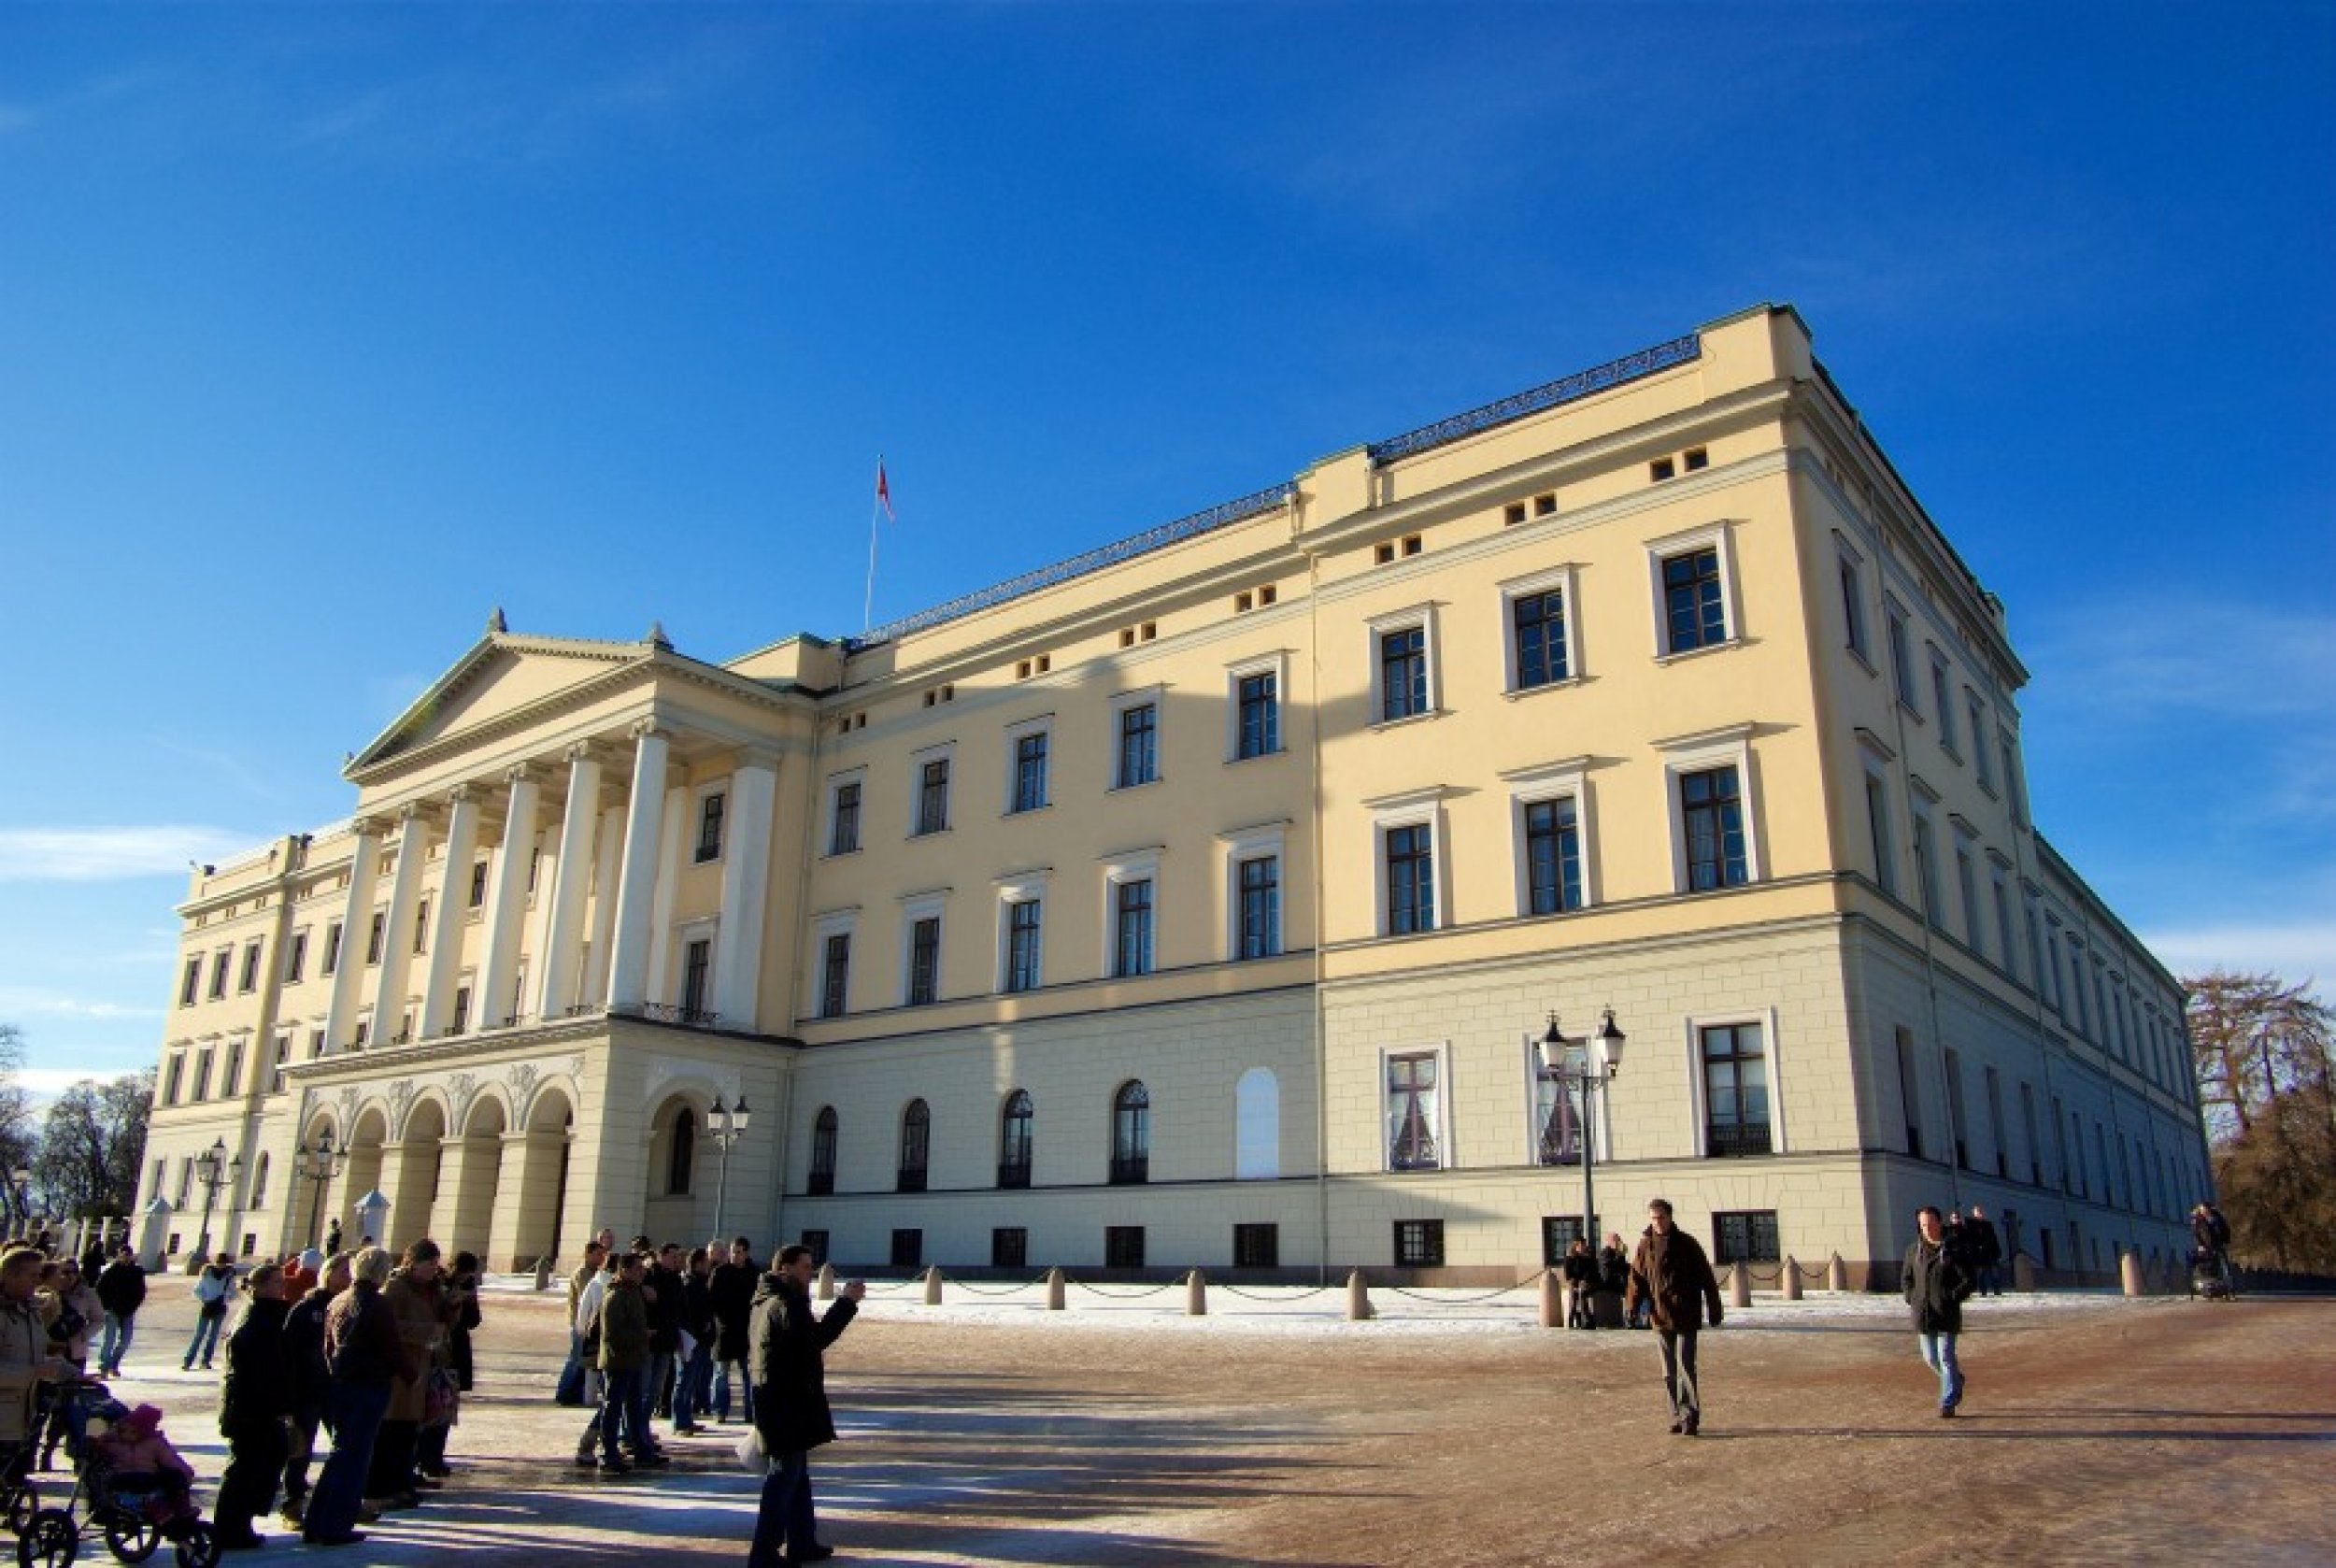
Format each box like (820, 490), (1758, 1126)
(87, 1404), (201, 1530)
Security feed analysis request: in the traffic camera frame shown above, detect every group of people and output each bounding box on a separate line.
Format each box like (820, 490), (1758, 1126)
(556, 1227), (865, 1568)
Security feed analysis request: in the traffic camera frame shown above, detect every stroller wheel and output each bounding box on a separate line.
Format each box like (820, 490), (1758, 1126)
(16, 1508), (76, 1568)
(4, 1483), (38, 1534)
(101, 1515), (157, 1564)
(169, 1523), (215, 1568)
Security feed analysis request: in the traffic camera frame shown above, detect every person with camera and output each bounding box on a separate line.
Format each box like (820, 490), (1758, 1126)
(746, 1246), (865, 1568)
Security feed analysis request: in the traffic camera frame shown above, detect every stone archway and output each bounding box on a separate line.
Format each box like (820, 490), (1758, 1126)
(383, 1096), (449, 1252)
(643, 1092), (705, 1245)
(437, 1095), (508, 1262)
(490, 1087), (574, 1272)
(340, 1106), (389, 1247)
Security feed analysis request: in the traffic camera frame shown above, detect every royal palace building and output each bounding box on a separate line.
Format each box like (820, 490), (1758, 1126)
(135, 305), (2209, 1287)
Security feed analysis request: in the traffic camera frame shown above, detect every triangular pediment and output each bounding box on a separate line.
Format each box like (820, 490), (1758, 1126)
(348, 633), (652, 776)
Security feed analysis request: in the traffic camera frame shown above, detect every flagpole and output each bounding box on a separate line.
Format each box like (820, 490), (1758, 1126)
(862, 453), (884, 635)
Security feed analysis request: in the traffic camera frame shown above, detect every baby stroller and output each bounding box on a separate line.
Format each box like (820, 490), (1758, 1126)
(15, 1386), (216, 1568)
(2189, 1247), (2235, 1301)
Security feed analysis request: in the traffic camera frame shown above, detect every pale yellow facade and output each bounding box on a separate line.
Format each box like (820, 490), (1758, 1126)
(137, 305), (2208, 1285)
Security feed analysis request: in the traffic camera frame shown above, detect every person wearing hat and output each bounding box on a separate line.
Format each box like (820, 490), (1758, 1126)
(213, 1263), (294, 1548)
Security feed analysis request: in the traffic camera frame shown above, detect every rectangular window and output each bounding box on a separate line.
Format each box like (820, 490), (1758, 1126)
(1680, 767), (1748, 891)
(221, 1039), (242, 1098)
(1232, 1223), (1279, 1269)
(1113, 878), (1154, 978)
(1004, 899), (1043, 993)
(192, 1048), (213, 1102)
(1661, 547), (1727, 653)
(1713, 1210), (1782, 1264)
(2021, 1082), (2043, 1187)
(1702, 1022), (1771, 1157)
(1945, 1048), (1970, 1169)
(284, 931), (308, 986)
(1104, 1226), (1147, 1269)
(1392, 1219), (1445, 1267)
(1513, 586), (1572, 688)
(1985, 1066), (2009, 1179)
(1970, 694), (1993, 787)
(469, 860), (490, 908)
(1991, 873), (2016, 976)
(1896, 1027), (1924, 1159)
(798, 1231), (831, 1267)
(1956, 847), (1981, 951)
(321, 921), (342, 976)
(1523, 796), (1583, 915)
(916, 758), (951, 835)
(1930, 652), (1958, 753)
(1535, 1044), (1589, 1167)
(1378, 625), (1427, 721)
(1010, 731), (1050, 813)
(1914, 814), (1942, 924)
(681, 938), (713, 1019)
(179, 957), (201, 1006)
(1383, 823), (1435, 934)
(830, 781), (862, 855)
(307, 1029), (324, 1060)
(1385, 1051), (1441, 1170)
(451, 985), (472, 1034)
(413, 898), (430, 954)
(1887, 604), (1917, 710)
(1865, 774), (1896, 894)
(270, 1035), (289, 1094)
(208, 949), (231, 1000)
(163, 1057), (184, 1105)
(819, 932), (851, 1019)
(1541, 1216), (1600, 1266)
(907, 917), (941, 1006)
(237, 941), (263, 993)
(1236, 856), (1281, 960)
(1839, 555), (1869, 659)
(365, 911), (385, 965)
(991, 1228), (1028, 1269)
(695, 792), (726, 862)
(1236, 671), (1279, 759)
(890, 1230), (923, 1269)
(1117, 703), (1159, 789)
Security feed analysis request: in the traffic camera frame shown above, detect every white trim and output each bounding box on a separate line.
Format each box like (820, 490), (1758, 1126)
(811, 908), (858, 1019)
(1224, 649), (1290, 762)
(1683, 1006), (1786, 1157)
(907, 741), (957, 837)
(821, 766), (867, 858)
(1376, 1039), (1453, 1173)
(1002, 712), (1055, 816)
(1521, 1032), (1610, 1167)
(1832, 530), (1873, 664)
(897, 893), (947, 1006)
(1368, 794), (1450, 937)
(1497, 562), (1584, 695)
(1100, 849), (1162, 977)
(1363, 601), (1444, 727)
(1644, 519), (1743, 660)
(1107, 684), (1167, 790)
(689, 779), (728, 866)
(994, 871), (1049, 993)
(1220, 821), (1288, 961)
(1656, 730), (1762, 892)
(1504, 761), (1596, 916)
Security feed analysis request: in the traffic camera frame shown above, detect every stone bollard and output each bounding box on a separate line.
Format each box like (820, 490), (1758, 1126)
(2120, 1250), (2144, 1298)
(1539, 1268), (1562, 1329)
(1346, 1269), (1375, 1321)
(817, 1262), (835, 1301)
(2012, 1251), (2036, 1292)
(1782, 1256), (1803, 1301)
(1046, 1266), (1066, 1311)
(1187, 1269), (1207, 1316)
(1728, 1262), (1751, 1309)
(534, 1255), (553, 1291)
(1827, 1252), (1849, 1293)
(924, 1264), (945, 1305)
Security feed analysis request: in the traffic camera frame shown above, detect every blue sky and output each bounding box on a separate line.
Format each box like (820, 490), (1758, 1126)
(2, 4), (2330, 1091)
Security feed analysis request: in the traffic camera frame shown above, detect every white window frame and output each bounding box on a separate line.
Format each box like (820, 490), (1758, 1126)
(1885, 595), (1920, 715)
(1968, 690), (1996, 793)
(1224, 649), (1290, 762)
(1834, 532), (1873, 668)
(691, 781), (728, 865)
(1684, 1006), (1787, 1156)
(1364, 787), (1454, 937)
(822, 767), (867, 858)
(908, 740), (957, 837)
(994, 870), (1050, 994)
(1218, 820), (1289, 961)
(1377, 1039), (1453, 1173)
(1499, 757), (1597, 916)
(1930, 647), (1960, 758)
(1499, 563), (1585, 696)
(1099, 848), (1163, 978)
(676, 915), (719, 1014)
(1521, 1032), (1610, 1165)
(1003, 713), (1054, 816)
(897, 891), (948, 1007)
(1645, 520), (1743, 662)
(1988, 857), (2017, 978)
(811, 908), (859, 1020)
(1364, 602), (1443, 727)
(1654, 723), (1763, 892)
(1107, 683), (1166, 791)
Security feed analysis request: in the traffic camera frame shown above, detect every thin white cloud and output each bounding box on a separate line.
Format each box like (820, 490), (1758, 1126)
(2138, 922), (2335, 991)
(16, 1067), (122, 1096)
(2025, 601), (2336, 725)
(0, 985), (164, 1022)
(0, 826), (261, 883)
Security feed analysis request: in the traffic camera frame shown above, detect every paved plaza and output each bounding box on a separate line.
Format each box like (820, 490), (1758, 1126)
(56, 1275), (2335, 1566)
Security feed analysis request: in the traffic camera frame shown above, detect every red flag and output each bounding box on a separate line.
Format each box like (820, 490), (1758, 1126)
(876, 463), (895, 523)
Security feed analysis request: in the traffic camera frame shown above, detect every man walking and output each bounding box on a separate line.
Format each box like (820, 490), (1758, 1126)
(1624, 1199), (1723, 1436)
(93, 1245), (146, 1376)
(709, 1237), (759, 1425)
(213, 1263), (293, 1548)
(1964, 1205), (2004, 1296)
(747, 1245), (864, 1568)
(1904, 1205), (1974, 1418)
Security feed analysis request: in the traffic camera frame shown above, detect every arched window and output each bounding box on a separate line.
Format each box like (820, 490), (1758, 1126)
(999, 1090), (1033, 1188)
(666, 1106), (695, 1195)
(897, 1099), (931, 1192)
(1234, 1068), (1279, 1180)
(808, 1106), (838, 1195)
(249, 1152), (272, 1209)
(1111, 1080), (1149, 1185)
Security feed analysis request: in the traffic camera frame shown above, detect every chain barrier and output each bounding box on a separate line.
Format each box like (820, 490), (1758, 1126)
(946, 1278), (1047, 1297)
(1068, 1280), (1188, 1299)
(857, 1279), (927, 1296)
(1378, 1283), (1534, 1304)
(1214, 1283), (1338, 1303)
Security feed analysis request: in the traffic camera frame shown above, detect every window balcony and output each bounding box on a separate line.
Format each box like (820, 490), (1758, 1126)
(1108, 1155), (1148, 1186)
(1705, 1120), (1773, 1158)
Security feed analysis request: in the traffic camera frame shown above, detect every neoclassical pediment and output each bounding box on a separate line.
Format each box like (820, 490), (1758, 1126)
(348, 631), (652, 776)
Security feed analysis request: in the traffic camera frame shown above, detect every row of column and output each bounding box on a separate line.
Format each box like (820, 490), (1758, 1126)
(316, 723), (780, 1049)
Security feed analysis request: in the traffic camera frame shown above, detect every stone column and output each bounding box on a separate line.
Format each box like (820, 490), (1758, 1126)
(605, 724), (672, 1010)
(579, 805), (625, 1006)
(418, 785), (481, 1040)
(536, 743), (605, 1020)
(642, 783), (689, 1005)
(476, 765), (541, 1030)
(369, 805), (432, 1044)
(321, 820), (385, 1053)
(711, 749), (778, 1029)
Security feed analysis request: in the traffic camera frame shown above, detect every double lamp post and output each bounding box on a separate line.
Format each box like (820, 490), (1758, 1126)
(1540, 1007), (1627, 1276)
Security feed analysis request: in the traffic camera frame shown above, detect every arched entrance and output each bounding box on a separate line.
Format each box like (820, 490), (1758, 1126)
(491, 1087), (574, 1272)
(384, 1096), (448, 1251)
(438, 1095), (508, 1262)
(340, 1106), (389, 1247)
(644, 1093), (703, 1244)
(297, 1113), (340, 1251)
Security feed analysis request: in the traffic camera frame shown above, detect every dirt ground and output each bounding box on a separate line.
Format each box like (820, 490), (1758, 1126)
(107, 1283), (2335, 1567)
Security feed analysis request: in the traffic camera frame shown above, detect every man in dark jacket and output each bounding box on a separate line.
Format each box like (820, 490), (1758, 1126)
(1624, 1198), (1724, 1436)
(747, 1245), (864, 1568)
(93, 1247), (146, 1377)
(674, 1246), (718, 1434)
(213, 1263), (294, 1548)
(593, 1252), (659, 1473)
(644, 1244), (685, 1426)
(1597, 1232), (1634, 1326)
(1904, 1205), (1974, 1417)
(1963, 1205), (2004, 1296)
(278, 1251), (349, 1530)
(708, 1236), (759, 1425)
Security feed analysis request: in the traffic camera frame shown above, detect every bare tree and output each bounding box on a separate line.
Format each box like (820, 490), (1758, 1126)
(2186, 972), (2336, 1273)
(34, 1069), (155, 1223)
(0, 1025), (36, 1229)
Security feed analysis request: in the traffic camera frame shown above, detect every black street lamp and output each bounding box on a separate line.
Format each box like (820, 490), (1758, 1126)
(192, 1137), (241, 1262)
(295, 1130), (343, 1249)
(1541, 1008), (1628, 1272)
(707, 1094), (753, 1236)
